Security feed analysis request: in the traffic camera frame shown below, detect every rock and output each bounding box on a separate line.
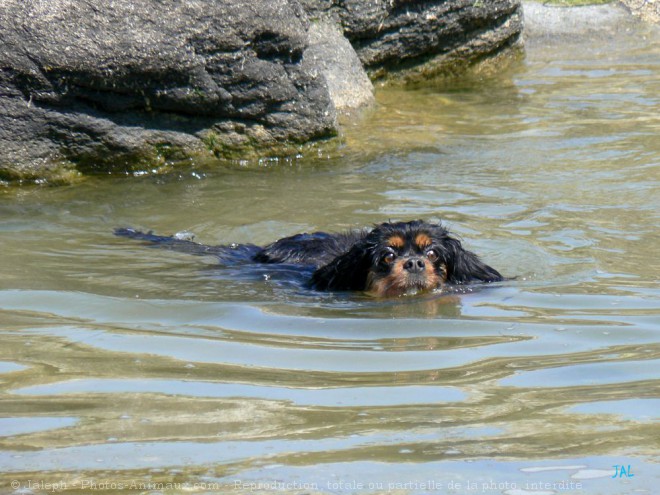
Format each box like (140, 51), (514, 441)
(619, 0), (660, 25)
(0, 0), (524, 182)
(0, 0), (338, 181)
(301, 0), (524, 83)
(305, 21), (375, 112)
(523, 1), (642, 42)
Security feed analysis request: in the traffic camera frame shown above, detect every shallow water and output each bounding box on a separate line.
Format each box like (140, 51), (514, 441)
(1, 19), (659, 495)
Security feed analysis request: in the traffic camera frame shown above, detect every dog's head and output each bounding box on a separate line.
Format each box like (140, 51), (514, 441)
(362, 221), (447, 297)
(311, 220), (503, 297)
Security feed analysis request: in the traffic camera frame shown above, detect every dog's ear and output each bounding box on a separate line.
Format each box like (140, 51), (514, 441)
(310, 242), (374, 291)
(443, 236), (502, 284)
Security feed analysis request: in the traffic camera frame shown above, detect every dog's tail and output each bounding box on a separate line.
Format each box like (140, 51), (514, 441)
(114, 228), (260, 262)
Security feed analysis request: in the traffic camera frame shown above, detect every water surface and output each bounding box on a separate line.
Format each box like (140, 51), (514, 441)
(1, 19), (659, 495)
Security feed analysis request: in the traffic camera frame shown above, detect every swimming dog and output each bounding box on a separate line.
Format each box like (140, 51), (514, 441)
(115, 220), (502, 297)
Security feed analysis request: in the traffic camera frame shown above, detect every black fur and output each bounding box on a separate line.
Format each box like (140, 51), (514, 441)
(114, 220), (503, 297)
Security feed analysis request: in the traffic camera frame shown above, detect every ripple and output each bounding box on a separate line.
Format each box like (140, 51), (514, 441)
(12, 379), (466, 406)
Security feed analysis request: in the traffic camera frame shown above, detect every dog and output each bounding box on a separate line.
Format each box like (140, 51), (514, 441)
(114, 220), (503, 297)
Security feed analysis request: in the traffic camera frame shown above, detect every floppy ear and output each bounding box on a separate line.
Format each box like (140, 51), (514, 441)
(443, 237), (503, 284)
(310, 242), (374, 291)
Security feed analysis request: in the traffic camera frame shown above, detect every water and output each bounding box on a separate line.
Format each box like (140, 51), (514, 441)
(1, 20), (659, 495)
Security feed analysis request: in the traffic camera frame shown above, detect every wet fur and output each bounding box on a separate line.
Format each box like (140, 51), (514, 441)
(115, 220), (503, 297)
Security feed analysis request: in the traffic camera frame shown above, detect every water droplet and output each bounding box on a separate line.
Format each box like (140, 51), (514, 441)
(174, 231), (195, 241)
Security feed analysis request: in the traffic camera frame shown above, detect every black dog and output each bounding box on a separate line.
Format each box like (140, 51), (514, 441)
(115, 220), (502, 297)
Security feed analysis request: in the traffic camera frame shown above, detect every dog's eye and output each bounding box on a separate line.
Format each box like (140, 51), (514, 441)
(382, 252), (396, 264)
(426, 249), (439, 262)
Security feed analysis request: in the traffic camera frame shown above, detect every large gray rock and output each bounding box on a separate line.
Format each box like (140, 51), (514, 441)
(302, 0), (524, 82)
(0, 0), (338, 180)
(0, 0), (523, 182)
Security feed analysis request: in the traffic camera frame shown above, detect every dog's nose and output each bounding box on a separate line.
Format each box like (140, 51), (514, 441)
(403, 257), (426, 273)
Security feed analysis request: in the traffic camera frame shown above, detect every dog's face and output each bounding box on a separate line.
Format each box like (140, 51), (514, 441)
(364, 222), (448, 297)
(310, 220), (503, 297)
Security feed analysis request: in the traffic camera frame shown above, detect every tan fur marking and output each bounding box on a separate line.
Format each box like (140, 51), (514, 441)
(366, 258), (443, 297)
(366, 259), (405, 297)
(415, 233), (432, 249)
(423, 258), (441, 288)
(387, 235), (405, 249)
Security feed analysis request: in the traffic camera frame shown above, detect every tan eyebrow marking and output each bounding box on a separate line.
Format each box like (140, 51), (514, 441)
(415, 233), (432, 249)
(387, 235), (405, 249)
